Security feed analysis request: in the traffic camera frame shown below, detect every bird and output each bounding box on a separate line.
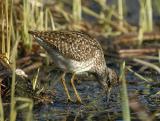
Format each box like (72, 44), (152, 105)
(28, 30), (118, 103)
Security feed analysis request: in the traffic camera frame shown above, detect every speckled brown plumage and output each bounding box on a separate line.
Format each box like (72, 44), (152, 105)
(28, 31), (102, 61)
(28, 30), (118, 103)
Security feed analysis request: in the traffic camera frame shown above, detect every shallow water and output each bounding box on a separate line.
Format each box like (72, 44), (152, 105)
(31, 67), (160, 121)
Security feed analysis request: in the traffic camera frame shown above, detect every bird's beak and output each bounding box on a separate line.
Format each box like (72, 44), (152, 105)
(99, 80), (109, 93)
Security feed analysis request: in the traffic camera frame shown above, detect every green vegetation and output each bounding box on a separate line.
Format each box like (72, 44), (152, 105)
(120, 62), (130, 121)
(0, 0), (159, 120)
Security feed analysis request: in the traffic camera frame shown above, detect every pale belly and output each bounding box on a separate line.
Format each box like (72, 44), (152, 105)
(49, 49), (95, 74)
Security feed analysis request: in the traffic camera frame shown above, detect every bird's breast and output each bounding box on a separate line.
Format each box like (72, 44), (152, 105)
(51, 51), (95, 74)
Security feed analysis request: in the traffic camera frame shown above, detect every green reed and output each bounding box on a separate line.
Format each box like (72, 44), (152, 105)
(22, 0), (32, 48)
(1, 0), (12, 59)
(138, 0), (153, 45)
(73, 0), (82, 21)
(15, 97), (33, 121)
(10, 33), (20, 121)
(120, 62), (131, 121)
(118, 0), (124, 28)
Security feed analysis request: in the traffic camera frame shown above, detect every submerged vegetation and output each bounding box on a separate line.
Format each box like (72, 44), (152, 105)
(0, 0), (160, 121)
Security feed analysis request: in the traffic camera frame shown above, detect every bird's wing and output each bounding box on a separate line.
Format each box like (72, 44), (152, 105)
(29, 31), (103, 61)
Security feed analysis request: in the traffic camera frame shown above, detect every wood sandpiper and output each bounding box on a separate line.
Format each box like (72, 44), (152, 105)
(28, 30), (118, 103)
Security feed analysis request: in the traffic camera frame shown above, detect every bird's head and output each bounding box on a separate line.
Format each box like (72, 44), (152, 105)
(98, 68), (118, 93)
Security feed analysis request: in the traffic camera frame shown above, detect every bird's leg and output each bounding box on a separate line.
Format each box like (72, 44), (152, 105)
(70, 73), (82, 103)
(61, 72), (72, 102)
